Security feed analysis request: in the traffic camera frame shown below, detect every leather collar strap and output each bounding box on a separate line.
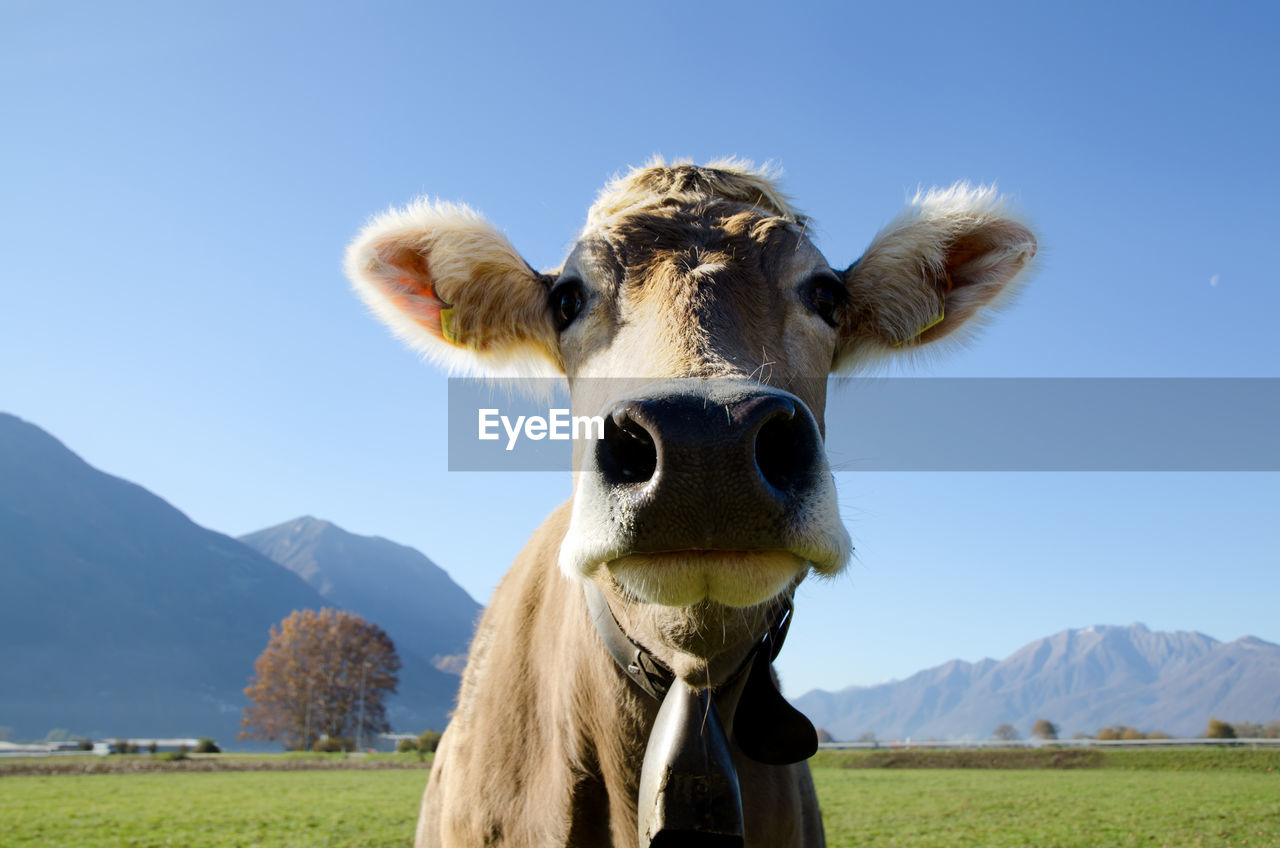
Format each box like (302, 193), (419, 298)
(583, 579), (677, 701)
(582, 580), (817, 766)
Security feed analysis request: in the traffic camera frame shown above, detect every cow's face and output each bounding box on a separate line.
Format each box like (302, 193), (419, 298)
(551, 201), (848, 614)
(346, 162), (1034, 669)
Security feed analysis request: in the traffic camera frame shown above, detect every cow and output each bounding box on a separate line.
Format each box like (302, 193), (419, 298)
(344, 160), (1035, 847)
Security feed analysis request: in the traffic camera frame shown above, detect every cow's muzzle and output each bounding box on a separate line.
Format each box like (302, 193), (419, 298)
(559, 378), (851, 606)
(596, 384), (823, 544)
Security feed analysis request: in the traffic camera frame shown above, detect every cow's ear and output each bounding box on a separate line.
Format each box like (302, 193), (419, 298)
(345, 200), (562, 376)
(836, 184), (1036, 370)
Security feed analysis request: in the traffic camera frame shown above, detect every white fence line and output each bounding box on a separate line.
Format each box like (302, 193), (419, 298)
(820, 737), (1280, 750)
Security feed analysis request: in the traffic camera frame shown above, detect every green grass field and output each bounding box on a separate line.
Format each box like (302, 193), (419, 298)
(1, 769), (423, 847)
(817, 769), (1278, 847)
(1, 750), (1276, 846)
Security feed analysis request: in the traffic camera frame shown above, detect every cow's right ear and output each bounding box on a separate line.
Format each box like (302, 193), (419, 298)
(835, 184), (1036, 370)
(345, 200), (563, 376)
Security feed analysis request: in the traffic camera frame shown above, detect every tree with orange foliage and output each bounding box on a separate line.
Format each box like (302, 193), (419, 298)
(240, 608), (401, 750)
(1030, 718), (1059, 740)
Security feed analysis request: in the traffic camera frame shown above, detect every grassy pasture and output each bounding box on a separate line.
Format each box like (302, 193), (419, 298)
(817, 769), (1279, 847)
(0, 769), (424, 847)
(1, 749), (1276, 846)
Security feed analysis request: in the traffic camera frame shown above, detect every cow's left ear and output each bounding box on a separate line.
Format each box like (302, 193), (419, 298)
(345, 200), (562, 377)
(836, 184), (1036, 369)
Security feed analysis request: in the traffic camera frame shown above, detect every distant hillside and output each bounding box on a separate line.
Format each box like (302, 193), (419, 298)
(795, 623), (1280, 740)
(239, 517), (481, 673)
(0, 413), (455, 744)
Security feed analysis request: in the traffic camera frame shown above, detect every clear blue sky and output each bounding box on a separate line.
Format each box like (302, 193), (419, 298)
(3, 1), (1277, 696)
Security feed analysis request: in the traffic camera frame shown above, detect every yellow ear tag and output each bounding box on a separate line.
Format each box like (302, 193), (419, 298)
(439, 306), (459, 346)
(893, 307), (945, 348)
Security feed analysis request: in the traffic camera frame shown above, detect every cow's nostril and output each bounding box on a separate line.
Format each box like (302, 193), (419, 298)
(600, 407), (658, 485)
(754, 404), (815, 497)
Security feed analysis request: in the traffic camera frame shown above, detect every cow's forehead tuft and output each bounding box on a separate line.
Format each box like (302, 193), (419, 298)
(584, 159), (807, 234)
(595, 202), (808, 280)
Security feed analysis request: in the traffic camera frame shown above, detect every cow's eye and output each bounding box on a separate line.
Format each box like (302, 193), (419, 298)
(802, 274), (846, 327)
(550, 279), (584, 332)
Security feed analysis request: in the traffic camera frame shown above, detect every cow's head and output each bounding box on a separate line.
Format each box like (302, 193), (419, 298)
(346, 160), (1034, 680)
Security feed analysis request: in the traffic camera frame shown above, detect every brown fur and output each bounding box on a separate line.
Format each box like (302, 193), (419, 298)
(417, 504), (824, 847)
(345, 160), (1036, 848)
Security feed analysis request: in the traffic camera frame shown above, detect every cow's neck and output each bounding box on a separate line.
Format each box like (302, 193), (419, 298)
(581, 580), (818, 847)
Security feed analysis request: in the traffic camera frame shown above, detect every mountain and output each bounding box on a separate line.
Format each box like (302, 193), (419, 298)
(239, 517), (481, 673)
(0, 413), (456, 744)
(795, 623), (1280, 740)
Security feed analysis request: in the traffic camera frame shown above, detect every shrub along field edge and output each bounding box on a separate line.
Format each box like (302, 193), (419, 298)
(0, 751), (435, 777)
(4, 746), (1277, 778)
(809, 746), (1280, 771)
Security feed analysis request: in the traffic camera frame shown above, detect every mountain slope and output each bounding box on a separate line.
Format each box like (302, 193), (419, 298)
(795, 623), (1280, 740)
(0, 413), (455, 743)
(239, 517), (481, 671)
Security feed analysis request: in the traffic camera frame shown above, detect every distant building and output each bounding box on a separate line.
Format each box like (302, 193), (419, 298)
(96, 738), (201, 755)
(0, 740), (90, 757)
